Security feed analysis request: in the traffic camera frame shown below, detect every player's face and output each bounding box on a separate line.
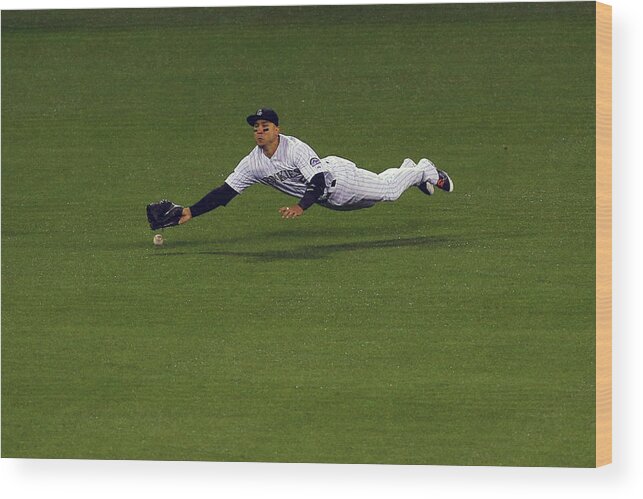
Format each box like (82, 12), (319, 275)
(253, 120), (279, 148)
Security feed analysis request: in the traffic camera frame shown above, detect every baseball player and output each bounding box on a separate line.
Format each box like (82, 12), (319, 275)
(146, 108), (453, 230)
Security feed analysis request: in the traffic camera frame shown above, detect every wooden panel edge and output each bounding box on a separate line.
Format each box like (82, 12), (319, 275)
(595, 1), (612, 468)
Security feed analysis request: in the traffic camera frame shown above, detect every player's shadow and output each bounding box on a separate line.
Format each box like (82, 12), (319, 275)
(190, 235), (453, 261)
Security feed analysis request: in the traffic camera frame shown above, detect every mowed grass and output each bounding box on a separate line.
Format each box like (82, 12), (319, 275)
(2, 4), (596, 466)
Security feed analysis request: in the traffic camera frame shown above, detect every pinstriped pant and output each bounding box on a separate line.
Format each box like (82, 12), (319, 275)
(318, 156), (438, 211)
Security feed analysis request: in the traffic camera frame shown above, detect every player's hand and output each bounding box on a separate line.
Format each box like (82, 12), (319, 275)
(279, 205), (304, 219)
(179, 207), (192, 224)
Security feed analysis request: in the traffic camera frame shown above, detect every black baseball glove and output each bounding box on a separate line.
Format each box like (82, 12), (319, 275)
(146, 200), (184, 230)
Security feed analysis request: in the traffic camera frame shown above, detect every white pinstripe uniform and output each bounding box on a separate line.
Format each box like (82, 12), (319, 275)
(225, 134), (439, 211)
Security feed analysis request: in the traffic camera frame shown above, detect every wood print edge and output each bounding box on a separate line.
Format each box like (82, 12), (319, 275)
(595, 0), (612, 468)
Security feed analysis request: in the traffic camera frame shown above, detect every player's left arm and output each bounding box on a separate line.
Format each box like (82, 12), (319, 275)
(280, 141), (326, 219)
(279, 172), (326, 219)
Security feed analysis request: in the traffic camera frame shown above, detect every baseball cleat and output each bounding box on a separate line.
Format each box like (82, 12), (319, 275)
(435, 169), (454, 193)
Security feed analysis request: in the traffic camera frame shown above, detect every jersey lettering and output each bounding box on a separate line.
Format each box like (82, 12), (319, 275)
(261, 168), (305, 186)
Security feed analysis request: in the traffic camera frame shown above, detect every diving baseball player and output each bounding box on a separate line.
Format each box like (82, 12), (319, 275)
(146, 108), (453, 230)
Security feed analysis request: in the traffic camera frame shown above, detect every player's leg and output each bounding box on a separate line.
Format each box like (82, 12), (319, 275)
(378, 157), (420, 174)
(374, 158), (439, 201)
(320, 156), (452, 210)
(323, 158), (426, 206)
(323, 158), (433, 207)
(317, 158), (380, 210)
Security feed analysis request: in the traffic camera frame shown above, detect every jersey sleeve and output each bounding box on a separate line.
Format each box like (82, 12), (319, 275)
(292, 139), (324, 182)
(224, 156), (257, 194)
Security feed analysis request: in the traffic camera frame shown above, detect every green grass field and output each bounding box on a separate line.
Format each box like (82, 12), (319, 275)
(2, 3), (596, 466)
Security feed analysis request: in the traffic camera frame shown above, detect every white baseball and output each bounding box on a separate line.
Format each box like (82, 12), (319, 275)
(153, 234), (164, 246)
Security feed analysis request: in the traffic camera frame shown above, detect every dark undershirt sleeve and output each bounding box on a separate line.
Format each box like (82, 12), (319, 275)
(297, 172), (326, 210)
(189, 182), (239, 218)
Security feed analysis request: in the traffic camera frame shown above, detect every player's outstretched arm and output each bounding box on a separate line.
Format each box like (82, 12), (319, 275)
(181, 183), (239, 224)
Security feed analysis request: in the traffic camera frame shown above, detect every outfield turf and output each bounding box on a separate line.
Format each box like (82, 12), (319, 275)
(2, 3), (596, 466)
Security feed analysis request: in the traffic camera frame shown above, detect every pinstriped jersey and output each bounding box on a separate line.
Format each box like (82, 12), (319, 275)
(225, 134), (324, 198)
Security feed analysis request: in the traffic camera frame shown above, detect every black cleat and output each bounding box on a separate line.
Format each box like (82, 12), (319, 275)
(435, 169), (454, 192)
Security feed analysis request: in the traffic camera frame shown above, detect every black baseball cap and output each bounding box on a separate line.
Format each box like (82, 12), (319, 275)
(246, 108), (279, 126)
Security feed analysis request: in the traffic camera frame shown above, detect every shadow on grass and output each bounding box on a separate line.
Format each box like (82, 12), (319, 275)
(151, 235), (455, 262)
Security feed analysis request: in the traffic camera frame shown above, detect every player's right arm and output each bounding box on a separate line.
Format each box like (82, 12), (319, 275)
(179, 183), (238, 224)
(180, 156), (256, 224)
